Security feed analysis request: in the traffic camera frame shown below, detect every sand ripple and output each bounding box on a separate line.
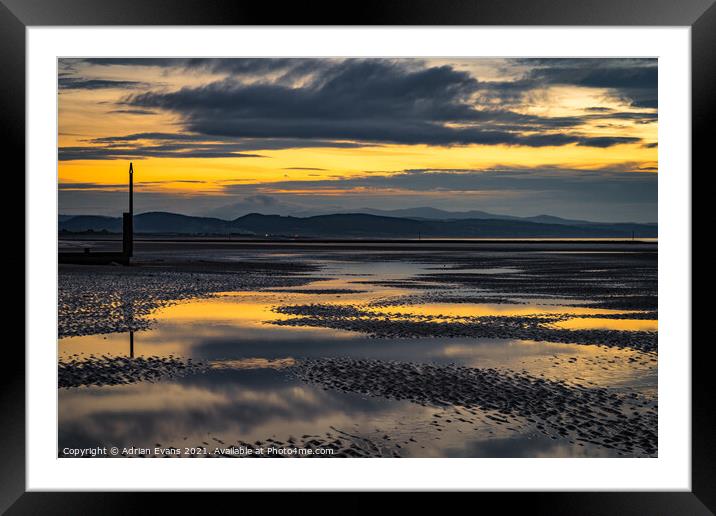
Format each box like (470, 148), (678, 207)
(290, 357), (657, 456)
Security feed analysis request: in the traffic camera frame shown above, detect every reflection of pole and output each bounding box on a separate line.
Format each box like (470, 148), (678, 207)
(124, 291), (135, 358)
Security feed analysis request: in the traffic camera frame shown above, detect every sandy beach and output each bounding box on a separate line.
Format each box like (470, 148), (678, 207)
(58, 239), (657, 458)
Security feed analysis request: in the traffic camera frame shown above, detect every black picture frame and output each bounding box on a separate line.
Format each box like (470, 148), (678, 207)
(6, 0), (711, 511)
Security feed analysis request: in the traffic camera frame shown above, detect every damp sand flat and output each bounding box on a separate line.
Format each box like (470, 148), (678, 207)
(58, 241), (657, 458)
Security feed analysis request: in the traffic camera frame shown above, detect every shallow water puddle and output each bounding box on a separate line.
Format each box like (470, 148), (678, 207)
(426, 266), (523, 275)
(549, 317), (658, 332)
(372, 302), (637, 319)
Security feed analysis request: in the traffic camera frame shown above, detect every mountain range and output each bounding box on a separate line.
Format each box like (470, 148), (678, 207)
(58, 210), (657, 239)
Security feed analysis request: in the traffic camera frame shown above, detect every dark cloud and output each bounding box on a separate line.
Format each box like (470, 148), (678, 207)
(526, 60), (656, 89)
(470, 59), (657, 112)
(84, 132), (349, 147)
(630, 98), (658, 109)
(58, 182), (128, 190)
(87, 132), (213, 143)
(575, 136), (642, 148)
(58, 143), (264, 161)
(59, 179), (209, 190)
(81, 57), (299, 72)
(514, 58), (658, 110)
(76, 58), (335, 85)
(105, 109), (157, 115)
(224, 166), (655, 198)
(58, 58), (656, 156)
(121, 59), (643, 148)
(72, 58), (177, 67)
(585, 111), (657, 122)
(59, 77), (149, 91)
(59, 132), (367, 161)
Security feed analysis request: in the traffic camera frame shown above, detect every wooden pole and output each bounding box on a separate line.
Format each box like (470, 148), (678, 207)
(122, 163), (135, 259)
(129, 162), (134, 217)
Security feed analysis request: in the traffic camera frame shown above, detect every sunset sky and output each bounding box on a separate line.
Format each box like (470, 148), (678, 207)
(58, 58), (657, 222)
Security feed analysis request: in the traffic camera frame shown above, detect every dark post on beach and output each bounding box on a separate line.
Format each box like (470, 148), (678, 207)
(122, 162), (134, 258)
(129, 162), (133, 217)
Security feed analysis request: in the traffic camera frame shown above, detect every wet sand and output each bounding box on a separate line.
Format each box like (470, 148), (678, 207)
(290, 357), (656, 456)
(270, 304), (657, 352)
(59, 259), (316, 337)
(59, 354), (207, 388)
(58, 240), (657, 458)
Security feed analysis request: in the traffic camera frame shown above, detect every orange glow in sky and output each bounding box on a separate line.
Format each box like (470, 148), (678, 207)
(58, 58), (658, 221)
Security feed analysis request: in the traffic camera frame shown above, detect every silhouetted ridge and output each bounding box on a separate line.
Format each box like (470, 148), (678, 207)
(59, 212), (658, 238)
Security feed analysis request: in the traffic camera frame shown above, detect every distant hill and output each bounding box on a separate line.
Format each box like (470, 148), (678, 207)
(60, 215), (122, 232)
(361, 208), (656, 228)
(360, 207), (518, 221)
(198, 203), (656, 227)
(59, 211), (658, 238)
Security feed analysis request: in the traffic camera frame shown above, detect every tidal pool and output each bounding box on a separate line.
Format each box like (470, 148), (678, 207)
(58, 247), (657, 458)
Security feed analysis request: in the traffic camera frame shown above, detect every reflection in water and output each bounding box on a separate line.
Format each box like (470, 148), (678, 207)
(209, 358), (297, 370)
(374, 303), (638, 318)
(58, 255), (657, 458)
(550, 317), (658, 332)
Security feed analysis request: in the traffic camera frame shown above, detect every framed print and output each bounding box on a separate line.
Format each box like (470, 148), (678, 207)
(6, 0), (712, 512)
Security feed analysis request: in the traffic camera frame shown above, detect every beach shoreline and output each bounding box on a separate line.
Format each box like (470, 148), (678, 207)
(58, 240), (657, 458)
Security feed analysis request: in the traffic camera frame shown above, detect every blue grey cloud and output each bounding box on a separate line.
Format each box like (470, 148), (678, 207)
(59, 133), (367, 161)
(58, 58), (657, 158)
(514, 58), (658, 109)
(223, 166), (656, 201)
(120, 59), (648, 148)
(59, 77), (150, 91)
